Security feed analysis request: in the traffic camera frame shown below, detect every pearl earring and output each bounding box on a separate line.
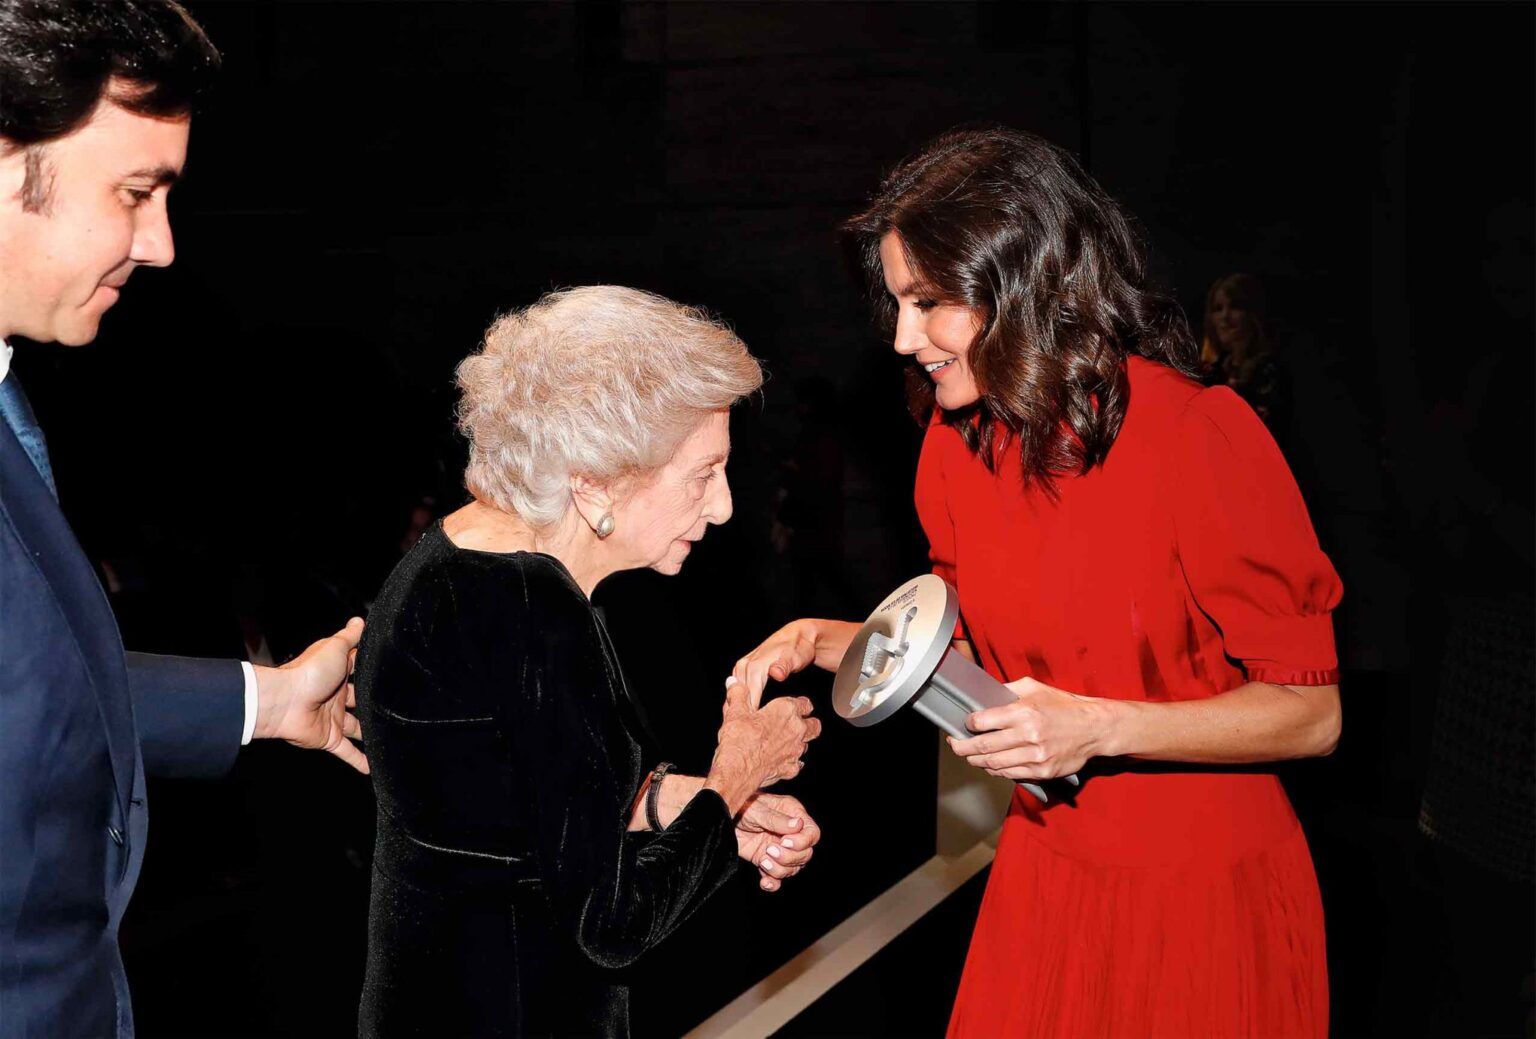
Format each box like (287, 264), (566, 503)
(595, 513), (615, 539)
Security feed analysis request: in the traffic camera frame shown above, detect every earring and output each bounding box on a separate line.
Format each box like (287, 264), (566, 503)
(595, 513), (615, 539)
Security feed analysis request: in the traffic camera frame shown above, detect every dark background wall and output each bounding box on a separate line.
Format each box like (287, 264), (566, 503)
(11, 2), (1533, 1036)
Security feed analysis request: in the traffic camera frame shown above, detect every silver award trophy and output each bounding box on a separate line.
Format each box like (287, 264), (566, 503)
(832, 574), (1080, 804)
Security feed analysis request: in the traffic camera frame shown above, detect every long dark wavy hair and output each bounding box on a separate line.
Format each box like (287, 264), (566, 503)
(844, 126), (1200, 492)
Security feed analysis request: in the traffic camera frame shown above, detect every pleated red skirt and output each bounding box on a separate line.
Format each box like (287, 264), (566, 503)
(948, 782), (1329, 1039)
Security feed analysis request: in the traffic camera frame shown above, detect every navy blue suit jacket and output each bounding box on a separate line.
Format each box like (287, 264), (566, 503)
(0, 414), (244, 1038)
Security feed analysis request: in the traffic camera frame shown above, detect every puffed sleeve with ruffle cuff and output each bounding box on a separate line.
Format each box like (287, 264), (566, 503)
(1172, 386), (1344, 686)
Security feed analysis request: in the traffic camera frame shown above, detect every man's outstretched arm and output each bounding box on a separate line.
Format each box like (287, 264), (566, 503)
(127, 617), (366, 778)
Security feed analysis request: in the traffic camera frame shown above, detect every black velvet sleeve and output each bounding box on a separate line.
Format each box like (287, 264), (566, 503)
(509, 566), (740, 971)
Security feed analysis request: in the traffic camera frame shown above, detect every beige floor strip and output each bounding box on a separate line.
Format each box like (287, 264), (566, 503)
(685, 833), (998, 1039)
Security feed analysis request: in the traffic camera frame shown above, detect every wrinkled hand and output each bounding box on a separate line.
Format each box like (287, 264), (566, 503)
(731, 620), (819, 705)
(714, 679), (821, 787)
(735, 792), (821, 893)
(946, 676), (1107, 781)
(252, 617), (368, 774)
(705, 680), (822, 813)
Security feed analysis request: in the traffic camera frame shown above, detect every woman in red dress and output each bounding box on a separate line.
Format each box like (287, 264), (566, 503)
(736, 127), (1341, 1037)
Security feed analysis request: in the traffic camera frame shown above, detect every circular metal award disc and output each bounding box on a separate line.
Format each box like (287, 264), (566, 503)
(833, 574), (960, 728)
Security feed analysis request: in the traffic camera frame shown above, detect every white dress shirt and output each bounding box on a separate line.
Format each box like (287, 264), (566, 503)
(2, 338), (257, 743)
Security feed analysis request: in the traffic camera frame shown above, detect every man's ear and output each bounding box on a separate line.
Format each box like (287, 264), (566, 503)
(569, 474), (616, 533)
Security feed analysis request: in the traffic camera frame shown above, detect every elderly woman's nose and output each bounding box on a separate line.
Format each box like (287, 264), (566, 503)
(707, 474), (734, 524)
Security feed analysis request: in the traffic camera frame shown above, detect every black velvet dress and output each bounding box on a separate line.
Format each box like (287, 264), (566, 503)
(355, 523), (739, 1037)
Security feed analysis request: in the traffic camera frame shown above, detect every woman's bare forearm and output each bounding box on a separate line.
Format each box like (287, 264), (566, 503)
(1098, 682), (1341, 764)
(803, 618), (861, 672)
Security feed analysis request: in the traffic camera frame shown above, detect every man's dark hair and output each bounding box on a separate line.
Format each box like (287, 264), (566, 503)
(0, 0), (219, 147)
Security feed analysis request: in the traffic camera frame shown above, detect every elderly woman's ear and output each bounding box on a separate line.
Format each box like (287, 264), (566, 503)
(569, 475), (618, 540)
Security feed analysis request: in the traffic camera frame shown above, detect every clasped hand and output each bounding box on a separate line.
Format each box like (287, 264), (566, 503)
(946, 675), (1109, 781)
(735, 792), (821, 893)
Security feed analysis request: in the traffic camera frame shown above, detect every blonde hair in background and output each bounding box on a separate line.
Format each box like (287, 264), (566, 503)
(455, 285), (763, 527)
(1201, 272), (1270, 370)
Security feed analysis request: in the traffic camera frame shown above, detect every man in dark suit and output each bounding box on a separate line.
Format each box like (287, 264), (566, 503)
(0, 3), (366, 1035)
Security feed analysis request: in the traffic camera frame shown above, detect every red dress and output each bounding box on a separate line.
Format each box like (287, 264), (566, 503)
(920, 357), (1342, 1038)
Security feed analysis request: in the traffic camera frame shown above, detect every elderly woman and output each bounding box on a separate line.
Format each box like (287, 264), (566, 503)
(355, 286), (822, 1038)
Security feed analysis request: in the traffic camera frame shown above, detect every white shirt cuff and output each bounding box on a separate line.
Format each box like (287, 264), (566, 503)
(240, 661), (259, 745)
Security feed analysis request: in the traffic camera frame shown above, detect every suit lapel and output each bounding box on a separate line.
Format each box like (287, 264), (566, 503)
(0, 415), (136, 824)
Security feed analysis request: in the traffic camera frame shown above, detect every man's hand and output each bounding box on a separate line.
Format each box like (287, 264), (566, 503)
(252, 617), (367, 774)
(735, 792), (820, 892)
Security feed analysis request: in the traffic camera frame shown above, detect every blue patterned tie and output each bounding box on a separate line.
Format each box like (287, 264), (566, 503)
(0, 373), (58, 499)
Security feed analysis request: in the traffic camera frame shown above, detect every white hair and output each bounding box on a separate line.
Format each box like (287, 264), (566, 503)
(456, 285), (763, 527)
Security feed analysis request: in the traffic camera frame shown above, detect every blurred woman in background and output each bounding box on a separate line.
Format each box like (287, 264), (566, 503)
(1200, 271), (1288, 430)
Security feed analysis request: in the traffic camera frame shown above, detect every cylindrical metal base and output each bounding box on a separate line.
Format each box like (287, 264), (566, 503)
(832, 574), (1081, 804)
(909, 648), (1020, 740)
(912, 648), (1079, 804)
